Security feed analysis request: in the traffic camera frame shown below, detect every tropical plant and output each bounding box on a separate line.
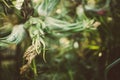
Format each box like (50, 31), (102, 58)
(0, 0), (120, 80)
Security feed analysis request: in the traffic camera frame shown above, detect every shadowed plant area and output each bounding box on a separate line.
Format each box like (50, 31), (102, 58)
(0, 0), (120, 80)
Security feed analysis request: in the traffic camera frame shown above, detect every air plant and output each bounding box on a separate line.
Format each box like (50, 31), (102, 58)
(45, 17), (95, 36)
(20, 17), (46, 74)
(0, 24), (25, 48)
(83, 0), (111, 15)
(0, 0), (99, 77)
(38, 0), (60, 16)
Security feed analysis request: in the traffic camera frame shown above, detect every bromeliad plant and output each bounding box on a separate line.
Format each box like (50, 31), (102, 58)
(0, 0), (99, 77)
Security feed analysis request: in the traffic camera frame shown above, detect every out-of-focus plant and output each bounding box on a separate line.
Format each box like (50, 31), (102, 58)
(0, 0), (105, 80)
(82, 0), (120, 80)
(20, 17), (46, 74)
(38, 0), (60, 16)
(0, 0), (96, 71)
(0, 24), (25, 47)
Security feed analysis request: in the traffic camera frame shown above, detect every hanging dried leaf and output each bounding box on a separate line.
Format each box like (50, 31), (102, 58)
(20, 45), (37, 74)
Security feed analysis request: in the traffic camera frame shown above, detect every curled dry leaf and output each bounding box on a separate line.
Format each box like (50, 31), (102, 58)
(20, 45), (38, 74)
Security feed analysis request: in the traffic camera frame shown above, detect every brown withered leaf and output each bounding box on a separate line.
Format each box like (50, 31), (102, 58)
(20, 45), (37, 74)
